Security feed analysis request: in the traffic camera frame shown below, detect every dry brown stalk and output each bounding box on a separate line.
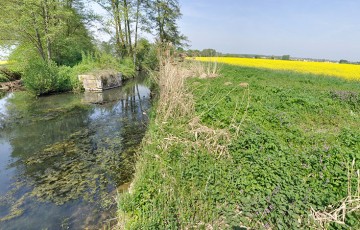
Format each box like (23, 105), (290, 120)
(155, 44), (251, 159)
(187, 58), (220, 79)
(310, 159), (360, 229)
(189, 116), (231, 158)
(155, 47), (195, 121)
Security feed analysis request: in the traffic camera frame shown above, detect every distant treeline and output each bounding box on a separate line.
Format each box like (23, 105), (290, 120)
(184, 48), (360, 64)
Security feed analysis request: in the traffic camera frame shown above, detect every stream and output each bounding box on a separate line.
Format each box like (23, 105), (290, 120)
(0, 77), (151, 229)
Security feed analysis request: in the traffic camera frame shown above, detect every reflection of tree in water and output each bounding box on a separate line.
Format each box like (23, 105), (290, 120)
(0, 80), (151, 225)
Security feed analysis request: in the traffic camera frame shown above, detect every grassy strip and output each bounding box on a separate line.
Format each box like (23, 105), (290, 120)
(118, 63), (360, 229)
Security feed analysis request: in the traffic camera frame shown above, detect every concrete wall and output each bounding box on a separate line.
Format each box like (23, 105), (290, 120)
(78, 71), (122, 92)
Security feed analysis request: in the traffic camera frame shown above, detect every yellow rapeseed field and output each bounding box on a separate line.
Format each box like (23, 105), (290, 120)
(0, 60), (8, 65)
(191, 57), (360, 80)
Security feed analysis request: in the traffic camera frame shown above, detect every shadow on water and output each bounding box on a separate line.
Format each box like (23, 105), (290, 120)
(0, 76), (151, 229)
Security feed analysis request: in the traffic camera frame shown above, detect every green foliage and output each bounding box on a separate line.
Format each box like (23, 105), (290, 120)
(7, 44), (39, 74)
(185, 49), (201, 57)
(72, 52), (135, 77)
(58, 65), (78, 92)
(339, 59), (349, 64)
(52, 33), (95, 67)
(135, 39), (151, 67)
(136, 39), (158, 70)
(22, 59), (71, 95)
(282, 54), (291, 60)
(200, 48), (217, 57)
(119, 57), (136, 78)
(145, 0), (186, 46)
(0, 0), (95, 67)
(0, 73), (9, 82)
(120, 64), (360, 228)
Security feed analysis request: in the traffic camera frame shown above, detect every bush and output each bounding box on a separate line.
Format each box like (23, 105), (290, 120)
(7, 44), (39, 74)
(142, 43), (159, 71)
(71, 52), (136, 81)
(23, 59), (72, 95)
(119, 57), (135, 78)
(0, 73), (9, 82)
(58, 65), (75, 91)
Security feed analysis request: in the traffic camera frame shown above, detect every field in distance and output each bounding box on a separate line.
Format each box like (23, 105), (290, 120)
(192, 57), (360, 81)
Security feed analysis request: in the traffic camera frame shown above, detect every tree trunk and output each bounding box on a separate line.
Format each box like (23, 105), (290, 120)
(133, 0), (140, 65)
(123, 0), (132, 54)
(112, 0), (126, 56)
(43, 0), (52, 62)
(32, 12), (46, 61)
(156, 1), (164, 42)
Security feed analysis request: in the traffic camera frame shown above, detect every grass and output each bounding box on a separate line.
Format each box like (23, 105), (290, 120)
(118, 62), (360, 229)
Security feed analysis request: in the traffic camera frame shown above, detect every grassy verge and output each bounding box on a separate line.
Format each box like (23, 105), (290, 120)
(118, 62), (360, 229)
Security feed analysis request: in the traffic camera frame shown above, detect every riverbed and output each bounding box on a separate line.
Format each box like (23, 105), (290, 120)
(0, 77), (151, 229)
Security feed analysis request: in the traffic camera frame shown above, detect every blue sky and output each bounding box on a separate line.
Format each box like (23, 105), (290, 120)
(179, 0), (360, 61)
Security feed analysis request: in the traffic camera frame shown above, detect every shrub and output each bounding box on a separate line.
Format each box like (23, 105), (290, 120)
(58, 65), (75, 91)
(119, 57), (135, 78)
(141, 43), (159, 71)
(7, 44), (39, 74)
(71, 52), (136, 81)
(0, 73), (9, 82)
(23, 59), (71, 95)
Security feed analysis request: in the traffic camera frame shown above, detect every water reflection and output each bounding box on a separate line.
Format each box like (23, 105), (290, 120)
(0, 77), (151, 229)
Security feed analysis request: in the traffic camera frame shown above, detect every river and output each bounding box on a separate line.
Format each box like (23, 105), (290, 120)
(0, 77), (151, 229)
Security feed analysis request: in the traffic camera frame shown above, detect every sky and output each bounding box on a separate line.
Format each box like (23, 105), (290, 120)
(178, 0), (360, 61)
(1, 0), (359, 62)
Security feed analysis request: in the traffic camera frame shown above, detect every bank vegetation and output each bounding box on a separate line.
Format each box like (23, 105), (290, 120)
(117, 51), (360, 229)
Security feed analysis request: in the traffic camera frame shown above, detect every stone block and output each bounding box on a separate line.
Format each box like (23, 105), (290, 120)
(78, 70), (122, 91)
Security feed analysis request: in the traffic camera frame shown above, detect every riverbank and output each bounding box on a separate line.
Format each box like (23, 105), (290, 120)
(118, 62), (360, 229)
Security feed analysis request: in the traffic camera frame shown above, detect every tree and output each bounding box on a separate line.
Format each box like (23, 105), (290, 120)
(93, 0), (186, 66)
(0, 0), (94, 66)
(282, 55), (290, 60)
(200, 48), (217, 57)
(145, 0), (186, 46)
(95, 0), (143, 57)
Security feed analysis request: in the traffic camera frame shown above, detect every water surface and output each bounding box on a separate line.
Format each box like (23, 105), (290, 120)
(0, 77), (151, 229)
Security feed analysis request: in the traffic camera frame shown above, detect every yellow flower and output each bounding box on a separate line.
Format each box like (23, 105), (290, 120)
(190, 57), (360, 80)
